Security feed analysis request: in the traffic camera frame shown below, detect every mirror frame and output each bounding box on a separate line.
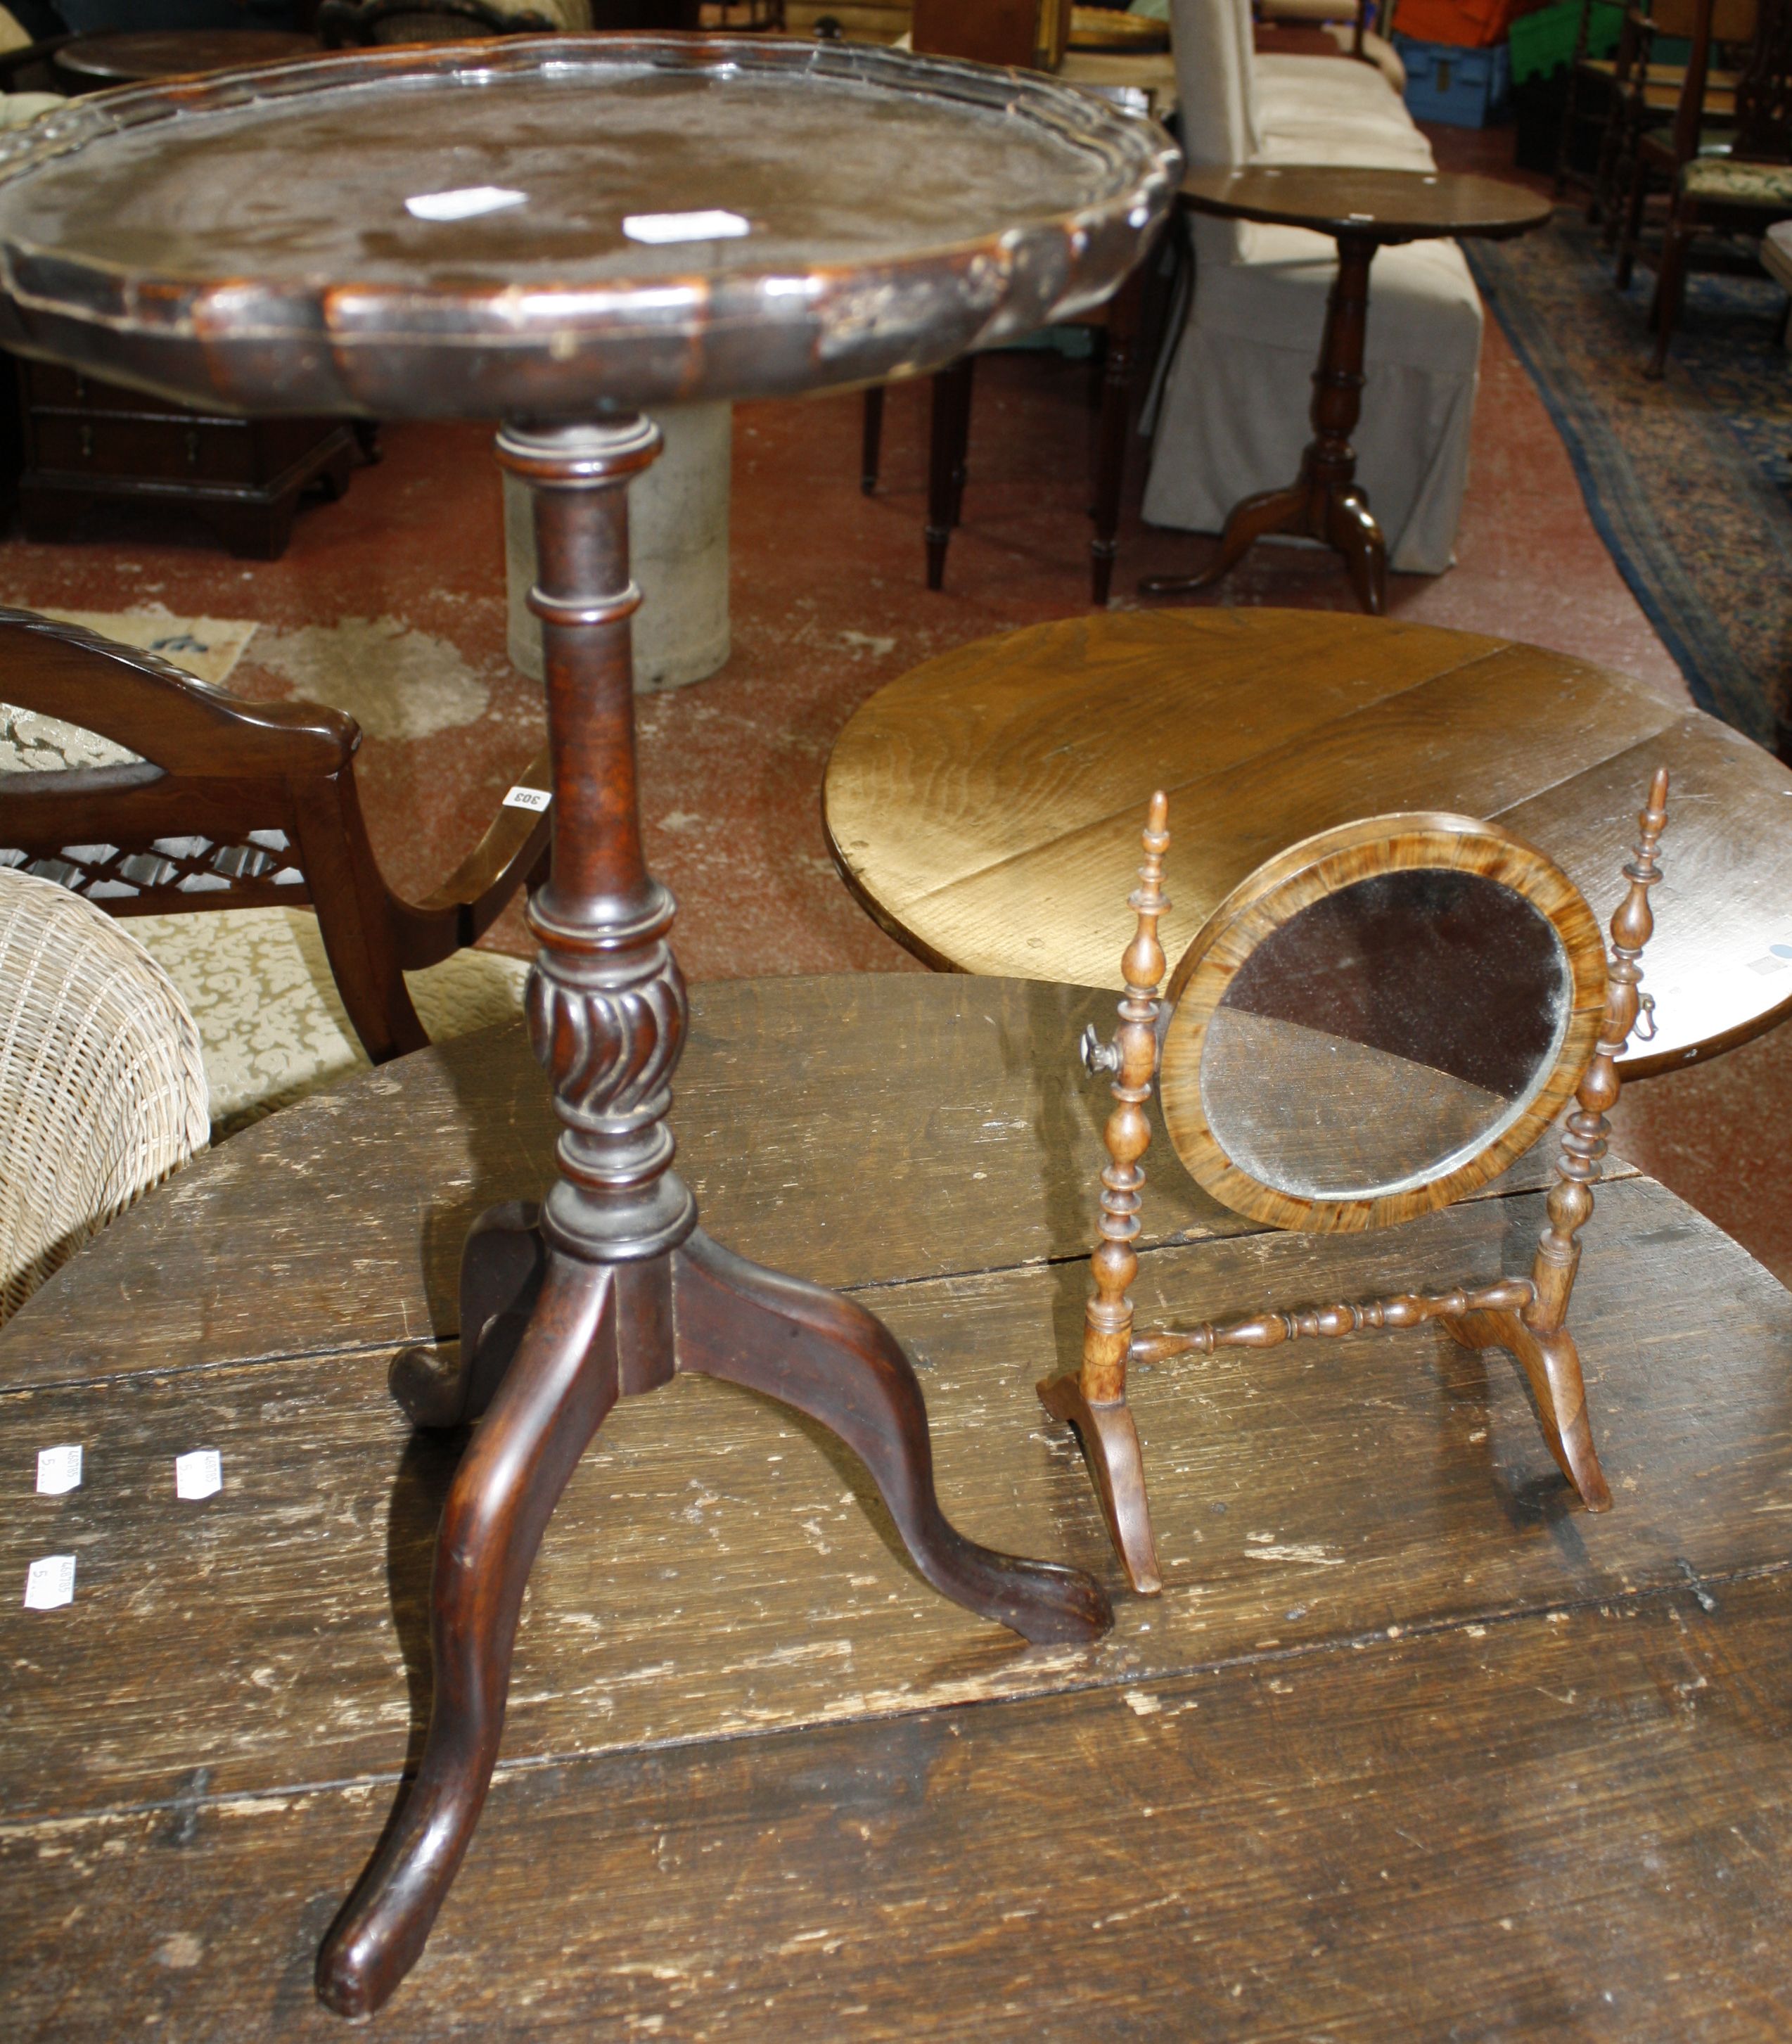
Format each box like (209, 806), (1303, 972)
(1158, 813), (1610, 1234)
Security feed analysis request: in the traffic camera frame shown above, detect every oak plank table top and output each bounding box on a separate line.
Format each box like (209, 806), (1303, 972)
(822, 608), (1792, 1075)
(5, 974), (1792, 2039)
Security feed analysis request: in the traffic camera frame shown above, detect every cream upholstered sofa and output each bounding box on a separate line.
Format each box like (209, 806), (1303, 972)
(1142, 0), (1485, 575)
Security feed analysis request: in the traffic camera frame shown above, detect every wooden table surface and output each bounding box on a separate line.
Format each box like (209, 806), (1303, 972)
(1179, 163), (1554, 241)
(823, 609), (1792, 1074)
(4, 974), (1792, 2038)
(52, 29), (319, 87)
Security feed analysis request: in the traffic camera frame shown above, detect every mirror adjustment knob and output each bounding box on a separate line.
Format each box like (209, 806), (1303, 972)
(1080, 1023), (1121, 1077)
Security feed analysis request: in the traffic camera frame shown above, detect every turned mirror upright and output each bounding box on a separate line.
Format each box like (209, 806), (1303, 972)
(1044, 772), (1669, 1594)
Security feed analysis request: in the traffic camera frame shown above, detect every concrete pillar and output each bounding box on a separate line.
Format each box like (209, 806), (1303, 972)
(504, 401), (731, 692)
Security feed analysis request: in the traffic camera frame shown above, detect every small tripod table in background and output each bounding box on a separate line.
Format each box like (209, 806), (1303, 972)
(1142, 165), (1551, 613)
(0, 33), (1178, 2017)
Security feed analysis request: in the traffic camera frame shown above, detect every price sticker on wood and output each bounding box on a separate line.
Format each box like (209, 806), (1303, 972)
(175, 1450), (223, 1501)
(35, 1444), (82, 1495)
(504, 786), (552, 812)
(24, 1554), (75, 1609)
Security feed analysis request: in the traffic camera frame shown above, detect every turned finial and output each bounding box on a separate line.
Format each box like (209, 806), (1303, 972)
(1121, 789), (1170, 1002)
(1529, 767), (1669, 1334)
(1077, 793), (1172, 1407)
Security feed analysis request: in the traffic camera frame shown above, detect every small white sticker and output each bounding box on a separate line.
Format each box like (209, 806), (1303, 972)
(405, 186), (528, 223)
(503, 786), (552, 813)
(24, 1554), (75, 1609)
(175, 1450), (222, 1501)
(622, 209), (750, 245)
(35, 1444), (82, 1495)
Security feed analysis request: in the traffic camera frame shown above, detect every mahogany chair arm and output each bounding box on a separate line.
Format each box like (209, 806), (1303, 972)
(390, 741), (553, 967)
(0, 611), (359, 776)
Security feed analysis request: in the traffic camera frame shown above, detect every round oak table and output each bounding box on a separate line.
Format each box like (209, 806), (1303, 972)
(0, 33), (1178, 2017)
(821, 608), (1792, 1077)
(8, 981), (1792, 2038)
(1140, 165), (1552, 613)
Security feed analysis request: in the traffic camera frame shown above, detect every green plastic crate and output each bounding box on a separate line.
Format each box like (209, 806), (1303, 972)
(1510, 0), (1623, 84)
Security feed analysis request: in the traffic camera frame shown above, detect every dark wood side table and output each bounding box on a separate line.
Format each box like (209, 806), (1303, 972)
(821, 609), (1792, 1076)
(6, 981), (1792, 2038)
(0, 32), (1178, 2015)
(1140, 165), (1551, 613)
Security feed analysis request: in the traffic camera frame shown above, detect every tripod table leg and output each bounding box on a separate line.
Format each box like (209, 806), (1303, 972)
(316, 1253), (620, 2019)
(675, 1229), (1113, 1644)
(390, 1201), (548, 1429)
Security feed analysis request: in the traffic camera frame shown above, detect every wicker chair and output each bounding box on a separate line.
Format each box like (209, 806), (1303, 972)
(0, 868), (209, 1322)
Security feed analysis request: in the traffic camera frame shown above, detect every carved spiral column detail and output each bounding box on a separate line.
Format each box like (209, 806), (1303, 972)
(497, 414), (698, 1265)
(526, 947), (689, 1128)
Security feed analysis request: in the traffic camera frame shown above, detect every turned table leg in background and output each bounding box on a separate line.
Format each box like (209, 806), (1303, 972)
(1141, 230), (1387, 614)
(315, 415), (1113, 2021)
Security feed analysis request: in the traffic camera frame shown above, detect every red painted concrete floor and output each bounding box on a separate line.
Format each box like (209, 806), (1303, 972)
(0, 125), (1786, 1282)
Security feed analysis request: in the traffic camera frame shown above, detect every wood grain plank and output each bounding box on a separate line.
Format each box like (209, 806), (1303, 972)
(5, 1577), (1789, 2040)
(823, 609), (1511, 914)
(864, 645), (1678, 988)
(0, 978), (1582, 1391)
(0, 1176), (1772, 1824)
(1497, 710), (1792, 1071)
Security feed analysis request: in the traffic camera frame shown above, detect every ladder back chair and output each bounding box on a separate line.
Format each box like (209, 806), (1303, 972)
(1619, 0), (1792, 366)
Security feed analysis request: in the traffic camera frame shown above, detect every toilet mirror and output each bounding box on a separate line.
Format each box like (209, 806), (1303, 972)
(1158, 817), (1608, 1233)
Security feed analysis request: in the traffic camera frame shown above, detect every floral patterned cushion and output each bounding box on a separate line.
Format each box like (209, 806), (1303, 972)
(1681, 157), (1792, 210)
(128, 907), (530, 1137)
(0, 701), (140, 774)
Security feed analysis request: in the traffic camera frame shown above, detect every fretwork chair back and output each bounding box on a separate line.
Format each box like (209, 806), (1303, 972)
(0, 608), (551, 1128)
(1619, 0), (1792, 366)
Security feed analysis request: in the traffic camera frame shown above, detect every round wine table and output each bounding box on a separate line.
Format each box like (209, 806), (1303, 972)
(821, 609), (1792, 1077)
(0, 34), (1179, 2018)
(1140, 165), (1552, 613)
(51, 28), (319, 91)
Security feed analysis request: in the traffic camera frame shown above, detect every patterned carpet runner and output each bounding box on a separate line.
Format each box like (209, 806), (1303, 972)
(1468, 211), (1792, 750)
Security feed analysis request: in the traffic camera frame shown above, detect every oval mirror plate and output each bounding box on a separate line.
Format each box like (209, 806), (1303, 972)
(1159, 815), (1608, 1233)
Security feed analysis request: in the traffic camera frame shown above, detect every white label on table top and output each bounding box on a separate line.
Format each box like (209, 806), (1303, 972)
(24, 1554), (75, 1609)
(35, 1444), (82, 1495)
(405, 186), (528, 224)
(622, 210), (750, 245)
(503, 786), (553, 813)
(175, 1450), (222, 1502)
